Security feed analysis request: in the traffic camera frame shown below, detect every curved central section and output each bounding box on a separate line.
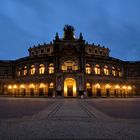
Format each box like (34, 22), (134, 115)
(61, 60), (78, 72)
(64, 78), (76, 97)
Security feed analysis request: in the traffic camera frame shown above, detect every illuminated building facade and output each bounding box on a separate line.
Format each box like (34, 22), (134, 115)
(0, 25), (140, 97)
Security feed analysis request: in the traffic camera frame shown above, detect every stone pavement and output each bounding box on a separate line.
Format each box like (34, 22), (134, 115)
(0, 98), (140, 140)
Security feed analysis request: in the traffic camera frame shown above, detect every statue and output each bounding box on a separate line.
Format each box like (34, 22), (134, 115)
(63, 25), (75, 40)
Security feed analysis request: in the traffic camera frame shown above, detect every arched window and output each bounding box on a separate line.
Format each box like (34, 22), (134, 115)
(39, 64), (45, 74)
(49, 82), (54, 88)
(29, 83), (35, 88)
(61, 60), (78, 71)
(86, 83), (91, 88)
(85, 64), (91, 74)
(39, 83), (45, 88)
(104, 65), (109, 75)
(30, 65), (35, 75)
(23, 66), (27, 76)
(49, 63), (54, 74)
(95, 83), (101, 96)
(94, 64), (100, 75)
(118, 68), (122, 77)
(17, 68), (21, 77)
(112, 67), (116, 76)
(95, 83), (101, 88)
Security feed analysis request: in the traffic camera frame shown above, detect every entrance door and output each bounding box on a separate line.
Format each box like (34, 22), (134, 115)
(64, 78), (76, 97)
(106, 89), (110, 96)
(30, 88), (34, 96)
(39, 88), (44, 96)
(67, 85), (73, 96)
(97, 88), (101, 97)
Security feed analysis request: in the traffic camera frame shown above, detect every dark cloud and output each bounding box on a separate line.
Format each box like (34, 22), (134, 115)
(0, 0), (140, 60)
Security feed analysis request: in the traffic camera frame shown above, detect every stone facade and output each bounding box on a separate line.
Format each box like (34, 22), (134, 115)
(0, 25), (140, 97)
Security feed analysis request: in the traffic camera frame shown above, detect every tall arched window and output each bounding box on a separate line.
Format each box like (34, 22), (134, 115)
(17, 68), (21, 77)
(118, 68), (122, 77)
(23, 66), (27, 76)
(85, 64), (91, 74)
(94, 64), (100, 75)
(49, 63), (54, 74)
(30, 65), (35, 75)
(104, 65), (109, 75)
(39, 64), (45, 74)
(112, 67), (116, 76)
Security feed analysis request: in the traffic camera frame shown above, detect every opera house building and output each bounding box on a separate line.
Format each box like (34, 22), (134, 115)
(0, 25), (140, 97)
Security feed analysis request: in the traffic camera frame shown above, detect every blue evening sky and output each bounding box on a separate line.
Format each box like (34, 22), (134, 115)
(0, 0), (140, 61)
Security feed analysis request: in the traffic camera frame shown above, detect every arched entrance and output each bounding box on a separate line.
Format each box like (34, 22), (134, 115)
(64, 78), (76, 97)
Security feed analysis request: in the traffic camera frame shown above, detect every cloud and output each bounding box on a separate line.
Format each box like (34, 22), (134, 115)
(0, 0), (140, 60)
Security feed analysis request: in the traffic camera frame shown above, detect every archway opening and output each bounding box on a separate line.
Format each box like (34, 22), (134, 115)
(64, 78), (76, 97)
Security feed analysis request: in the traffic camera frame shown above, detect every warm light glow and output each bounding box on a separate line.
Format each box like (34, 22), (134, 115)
(112, 67), (116, 76)
(128, 86), (132, 90)
(104, 66), (109, 75)
(49, 82), (54, 88)
(95, 83), (101, 88)
(39, 64), (45, 74)
(123, 86), (126, 89)
(95, 64), (100, 75)
(30, 65), (35, 75)
(13, 85), (17, 89)
(64, 85), (67, 96)
(86, 83), (91, 88)
(118, 69), (122, 77)
(49, 63), (54, 74)
(73, 85), (76, 96)
(62, 60), (78, 71)
(20, 84), (25, 88)
(85, 64), (91, 74)
(64, 78), (76, 97)
(23, 66), (27, 76)
(115, 85), (120, 89)
(106, 84), (110, 89)
(39, 83), (45, 88)
(8, 85), (12, 89)
(29, 84), (35, 88)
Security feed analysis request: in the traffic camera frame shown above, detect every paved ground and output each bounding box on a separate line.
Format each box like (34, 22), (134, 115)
(86, 98), (140, 119)
(0, 98), (140, 140)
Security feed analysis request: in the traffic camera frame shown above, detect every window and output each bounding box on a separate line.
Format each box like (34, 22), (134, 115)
(30, 65), (35, 75)
(104, 65), (109, 75)
(89, 48), (92, 53)
(94, 64), (100, 75)
(49, 82), (54, 88)
(17, 68), (21, 77)
(39, 64), (45, 74)
(49, 63), (54, 74)
(100, 51), (103, 55)
(47, 48), (50, 53)
(41, 49), (44, 53)
(85, 64), (91, 74)
(32, 52), (34, 55)
(95, 50), (98, 54)
(23, 66), (27, 76)
(86, 83), (91, 88)
(118, 69), (122, 77)
(36, 51), (38, 54)
(112, 67), (116, 76)
(61, 60), (78, 71)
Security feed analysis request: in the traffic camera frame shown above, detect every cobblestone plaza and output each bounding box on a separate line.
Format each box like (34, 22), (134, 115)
(0, 97), (140, 140)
